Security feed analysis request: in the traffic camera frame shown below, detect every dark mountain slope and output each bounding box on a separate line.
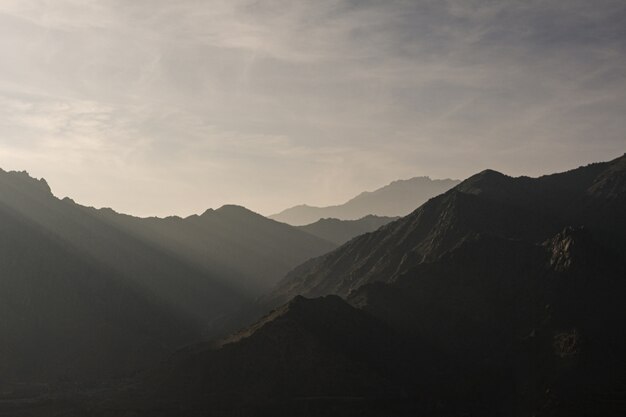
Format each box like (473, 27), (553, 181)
(270, 176), (459, 225)
(296, 215), (397, 245)
(272, 154), (626, 303)
(95, 227), (626, 417)
(12, 155), (626, 417)
(349, 227), (626, 416)
(117, 295), (402, 417)
(94, 204), (335, 293)
(0, 169), (334, 382)
(0, 170), (243, 382)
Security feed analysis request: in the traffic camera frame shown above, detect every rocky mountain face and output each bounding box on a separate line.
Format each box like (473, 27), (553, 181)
(271, 154), (626, 304)
(114, 155), (626, 417)
(349, 227), (626, 415)
(270, 177), (459, 225)
(296, 215), (397, 245)
(0, 169), (334, 382)
(3, 155), (626, 417)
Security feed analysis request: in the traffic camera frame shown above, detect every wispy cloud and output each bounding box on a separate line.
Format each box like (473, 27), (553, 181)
(0, 0), (624, 215)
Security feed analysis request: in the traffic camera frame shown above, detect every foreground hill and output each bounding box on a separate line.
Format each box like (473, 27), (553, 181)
(108, 227), (625, 416)
(113, 154), (625, 416)
(0, 169), (334, 382)
(296, 215), (397, 245)
(270, 176), (459, 225)
(4, 155), (626, 416)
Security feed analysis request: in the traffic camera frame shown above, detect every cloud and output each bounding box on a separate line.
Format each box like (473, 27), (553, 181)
(0, 0), (625, 215)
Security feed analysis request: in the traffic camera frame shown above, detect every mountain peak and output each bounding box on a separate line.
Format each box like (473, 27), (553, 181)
(197, 204), (260, 219)
(271, 175), (460, 225)
(216, 204), (257, 215)
(456, 169), (510, 193)
(220, 295), (353, 347)
(0, 169), (53, 197)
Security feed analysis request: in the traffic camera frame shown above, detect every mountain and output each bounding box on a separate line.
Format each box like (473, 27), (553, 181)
(134, 295), (400, 416)
(0, 169), (334, 383)
(296, 215), (398, 245)
(5, 155), (626, 416)
(94, 204), (335, 293)
(270, 176), (460, 225)
(347, 226), (626, 416)
(108, 226), (625, 417)
(271, 154), (626, 303)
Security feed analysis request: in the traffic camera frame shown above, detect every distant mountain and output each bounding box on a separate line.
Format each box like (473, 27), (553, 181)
(296, 215), (398, 245)
(270, 176), (460, 225)
(0, 169), (334, 382)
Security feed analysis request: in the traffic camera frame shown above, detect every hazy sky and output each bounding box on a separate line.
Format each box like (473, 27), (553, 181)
(0, 0), (625, 216)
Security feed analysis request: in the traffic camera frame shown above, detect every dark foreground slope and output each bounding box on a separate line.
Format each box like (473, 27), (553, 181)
(296, 215), (397, 245)
(350, 228), (626, 416)
(271, 176), (459, 225)
(94, 228), (622, 417)
(4, 155), (626, 417)
(0, 170), (333, 383)
(110, 155), (626, 417)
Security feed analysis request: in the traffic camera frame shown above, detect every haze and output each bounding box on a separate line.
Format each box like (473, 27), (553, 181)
(0, 0), (625, 217)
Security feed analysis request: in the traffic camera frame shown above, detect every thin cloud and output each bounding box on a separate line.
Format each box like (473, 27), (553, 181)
(0, 0), (624, 216)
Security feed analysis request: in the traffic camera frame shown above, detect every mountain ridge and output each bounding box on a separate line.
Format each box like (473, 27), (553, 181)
(296, 215), (398, 245)
(270, 176), (460, 225)
(0, 168), (336, 382)
(270, 154), (626, 304)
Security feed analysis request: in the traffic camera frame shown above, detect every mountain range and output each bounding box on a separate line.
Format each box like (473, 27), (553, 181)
(0, 170), (335, 382)
(270, 176), (460, 225)
(94, 154), (626, 417)
(2, 155), (625, 417)
(296, 215), (397, 245)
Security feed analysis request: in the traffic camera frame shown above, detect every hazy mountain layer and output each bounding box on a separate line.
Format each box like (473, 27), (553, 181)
(0, 169), (334, 382)
(296, 215), (397, 245)
(112, 154), (626, 416)
(4, 155), (626, 416)
(270, 177), (460, 225)
(94, 204), (335, 293)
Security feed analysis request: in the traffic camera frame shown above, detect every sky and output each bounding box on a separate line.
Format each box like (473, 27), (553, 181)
(0, 0), (625, 217)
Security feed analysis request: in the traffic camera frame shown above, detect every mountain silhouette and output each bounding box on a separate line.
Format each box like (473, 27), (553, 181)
(296, 215), (397, 245)
(95, 203), (335, 293)
(271, 154), (626, 303)
(4, 155), (626, 416)
(270, 177), (460, 225)
(0, 169), (334, 382)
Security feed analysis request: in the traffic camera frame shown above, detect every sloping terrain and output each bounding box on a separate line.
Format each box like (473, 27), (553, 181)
(0, 169), (334, 382)
(3, 155), (625, 416)
(271, 177), (459, 225)
(349, 227), (626, 415)
(95, 204), (335, 293)
(95, 296), (404, 417)
(296, 215), (397, 245)
(272, 154), (626, 303)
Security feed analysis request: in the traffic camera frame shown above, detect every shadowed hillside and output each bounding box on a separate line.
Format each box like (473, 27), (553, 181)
(272, 154), (626, 303)
(0, 170), (334, 383)
(3, 155), (626, 417)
